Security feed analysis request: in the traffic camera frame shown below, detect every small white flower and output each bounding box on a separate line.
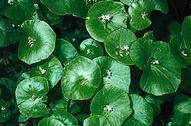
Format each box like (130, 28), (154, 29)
(28, 36), (36, 48)
(86, 49), (91, 54)
(121, 45), (130, 51)
(1, 106), (6, 111)
(39, 66), (46, 74)
(31, 94), (36, 101)
(151, 59), (160, 65)
(116, 45), (130, 56)
(181, 50), (188, 57)
(142, 12), (148, 19)
(104, 104), (113, 112)
(12, 24), (15, 28)
(34, 3), (39, 9)
(106, 70), (112, 79)
(99, 14), (112, 22)
(8, 0), (15, 5)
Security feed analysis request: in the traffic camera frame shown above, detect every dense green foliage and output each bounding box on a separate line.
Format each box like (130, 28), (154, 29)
(0, 0), (191, 126)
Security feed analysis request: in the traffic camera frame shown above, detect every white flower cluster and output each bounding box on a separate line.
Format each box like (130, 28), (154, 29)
(34, 3), (39, 9)
(151, 59), (160, 65)
(28, 36), (36, 48)
(8, 0), (15, 5)
(104, 104), (113, 112)
(99, 14), (112, 22)
(39, 66), (46, 74)
(106, 70), (112, 79)
(116, 45), (130, 56)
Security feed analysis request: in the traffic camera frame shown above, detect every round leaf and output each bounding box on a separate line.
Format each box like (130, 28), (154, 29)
(123, 94), (153, 126)
(3, 0), (35, 23)
(30, 56), (63, 88)
(80, 38), (104, 59)
(84, 115), (110, 126)
(38, 111), (78, 126)
(93, 56), (131, 92)
(90, 85), (132, 126)
(105, 28), (137, 65)
(15, 76), (49, 118)
(18, 20), (56, 64)
(86, 1), (128, 42)
(130, 39), (181, 96)
(169, 34), (190, 67)
(182, 15), (191, 51)
(55, 39), (78, 65)
(61, 56), (102, 100)
(173, 95), (191, 126)
(40, 0), (88, 18)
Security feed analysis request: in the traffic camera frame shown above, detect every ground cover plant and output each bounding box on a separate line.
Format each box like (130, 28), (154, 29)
(0, 0), (191, 126)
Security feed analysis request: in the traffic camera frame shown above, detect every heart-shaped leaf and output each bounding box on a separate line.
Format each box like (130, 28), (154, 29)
(18, 20), (56, 64)
(130, 39), (181, 96)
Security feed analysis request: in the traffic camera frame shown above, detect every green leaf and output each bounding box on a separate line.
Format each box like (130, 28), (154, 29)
(172, 95), (191, 126)
(68, 100), (83, 114)
(40, 0), (88, 18)
(169, 34), (190, 67)
(86, 1), (128, 42)
(93, 56), (131, 92)
(0, 78), (16, 98)
(15, 76), (49, 118)
(84, 115), (111, 126)
(3, 0), (35, 23)
(0, 99), (11, 123)
(38, 110), (78, 126)
(119, 0), (134, 6)
(80, 38), (104, 59)
(90, 85), (132, 126)
(55, 39), (78, 65)
(0, 18), (21, 47)
(182, 16), (191, 54)
(123, 94), (153, 126)
(61, 56), (102, 100)
(130, 39), (181, 96)
(153, 0), (168, 14)
(18, 20), (56, 64)
(50, 98), (68, 112)
(145, 95), (164, 116)
(128, 0), (154, 30)
(105, 28), (137, 65)
(30, 56), (63, 88)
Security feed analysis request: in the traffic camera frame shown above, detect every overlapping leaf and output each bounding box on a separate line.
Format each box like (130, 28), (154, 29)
(130, 39), (181, 96)
(15, 76), (49, 118)
(18, 20), (56, 64)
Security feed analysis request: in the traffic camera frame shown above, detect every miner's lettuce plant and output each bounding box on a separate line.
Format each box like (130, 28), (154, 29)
(0, 0), (191, 126)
